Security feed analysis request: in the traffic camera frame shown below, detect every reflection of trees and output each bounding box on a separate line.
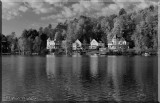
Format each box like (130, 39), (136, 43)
(17, 56), (25, 78)
(107, 56), (137, 101)
(72, 57), (82, 76)
(3, 56), (50, 100)
(107, 56), (121, 101)
(134, 56), (157, 101)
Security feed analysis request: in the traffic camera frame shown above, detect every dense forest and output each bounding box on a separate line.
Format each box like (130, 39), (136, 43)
(1, 5), (158, 54)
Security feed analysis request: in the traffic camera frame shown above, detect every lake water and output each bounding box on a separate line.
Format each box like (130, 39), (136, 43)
(2, 55), (158, 102)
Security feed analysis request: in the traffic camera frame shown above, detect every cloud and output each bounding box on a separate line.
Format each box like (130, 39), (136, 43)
(1, 0), (68, 20)
(2, 1), (28, 20)
(2, 0), (158, 20)
(112, 0), (158, 10)
(19, 6), (28, 12)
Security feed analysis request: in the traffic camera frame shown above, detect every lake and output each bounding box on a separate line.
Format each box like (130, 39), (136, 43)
(2, 55), (158, 102)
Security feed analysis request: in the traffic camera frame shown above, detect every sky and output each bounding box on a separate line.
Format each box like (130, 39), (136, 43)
(2, 0), (159, 37)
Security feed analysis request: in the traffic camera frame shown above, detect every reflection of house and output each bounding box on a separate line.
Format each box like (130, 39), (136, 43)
(90, 39), (99, 49)
(108, 35), (129, 51)
(72, 39), (82, 50)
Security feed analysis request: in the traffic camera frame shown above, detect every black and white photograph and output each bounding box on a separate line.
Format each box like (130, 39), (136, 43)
(1, 0), (160, 102)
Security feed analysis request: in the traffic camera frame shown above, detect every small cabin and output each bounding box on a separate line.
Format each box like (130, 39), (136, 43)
(108, 35), (129, 51)
(72, 39), (82, 50)
(90, 39), (99, 49)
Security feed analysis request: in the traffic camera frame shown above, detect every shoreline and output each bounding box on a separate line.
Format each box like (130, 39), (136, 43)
(1, 51), (158, 56)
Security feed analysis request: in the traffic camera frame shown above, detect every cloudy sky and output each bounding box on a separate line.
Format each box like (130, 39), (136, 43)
(2, 0), (158, 37)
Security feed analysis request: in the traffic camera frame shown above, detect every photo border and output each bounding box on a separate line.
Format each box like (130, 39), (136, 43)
(1, 0), (160, 103)
(158, 1), (160, 103)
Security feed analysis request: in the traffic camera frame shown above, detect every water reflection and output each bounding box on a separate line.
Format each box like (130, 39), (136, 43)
(107, 56), (121, 101)
(72, 56), (82, 75)
(46, 55), (56, 78)
(90, 56), (98, 77)
(134, 56), (158, 101)
(2, 55), (158, 102)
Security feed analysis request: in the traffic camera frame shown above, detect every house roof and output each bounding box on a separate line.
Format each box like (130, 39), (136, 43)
(90, 39), (98, 45)
(108, 35), (126, 43)
(75, 39), (82, 44)
(72, 39), (82, 46)
(47, 37), (51, 41)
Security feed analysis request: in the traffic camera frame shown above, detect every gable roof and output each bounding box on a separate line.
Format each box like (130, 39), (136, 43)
(75, 39), (82, 45)
(111, 35), (126, 41)
(90, 39), (98, 45)
(73, 39), (82, 46)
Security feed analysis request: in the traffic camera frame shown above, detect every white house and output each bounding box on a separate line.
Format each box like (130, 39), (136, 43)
(47, 38), (55, 50)
(72, 39), (82, 50)
(90, 39), (99, 49)
(108, 35), (129, 51)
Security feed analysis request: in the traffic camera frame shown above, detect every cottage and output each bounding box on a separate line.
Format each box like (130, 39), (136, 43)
(72, 39), (82, 50)
(90, 39), (99, 49)
(108, 35), (129, 51)
(47, 38), (55, 50)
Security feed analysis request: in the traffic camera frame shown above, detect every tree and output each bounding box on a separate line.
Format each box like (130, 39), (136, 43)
(33, 36), (42, 53)
(6, 32), (18, 53)
(21, 29), (29, 38)
(119, 8), (127, 16)
(131, 21), (152, 52)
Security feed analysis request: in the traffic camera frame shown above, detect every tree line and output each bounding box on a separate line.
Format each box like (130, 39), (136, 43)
(1, 5), (158, 54)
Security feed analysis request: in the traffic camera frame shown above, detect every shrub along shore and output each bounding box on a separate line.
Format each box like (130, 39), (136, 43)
(2, 48), (157, 56)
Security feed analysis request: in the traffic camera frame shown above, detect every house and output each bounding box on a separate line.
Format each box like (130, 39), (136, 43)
(47, 38), (55, 50)
(47, 38), (62, 51)
(72, 39), (82, 50)
(90, 39), (99, 49)
(108, 35), (129, 51)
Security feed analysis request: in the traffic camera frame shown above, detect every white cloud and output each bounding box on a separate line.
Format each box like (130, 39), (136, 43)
(112, 0), (158, 10)
(19, 6), (28, 12)
(2, 1), (28, 20)
(62, 7), (74, 18)
(2, 0), (158, 21)
(1, 0), (66, 20)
